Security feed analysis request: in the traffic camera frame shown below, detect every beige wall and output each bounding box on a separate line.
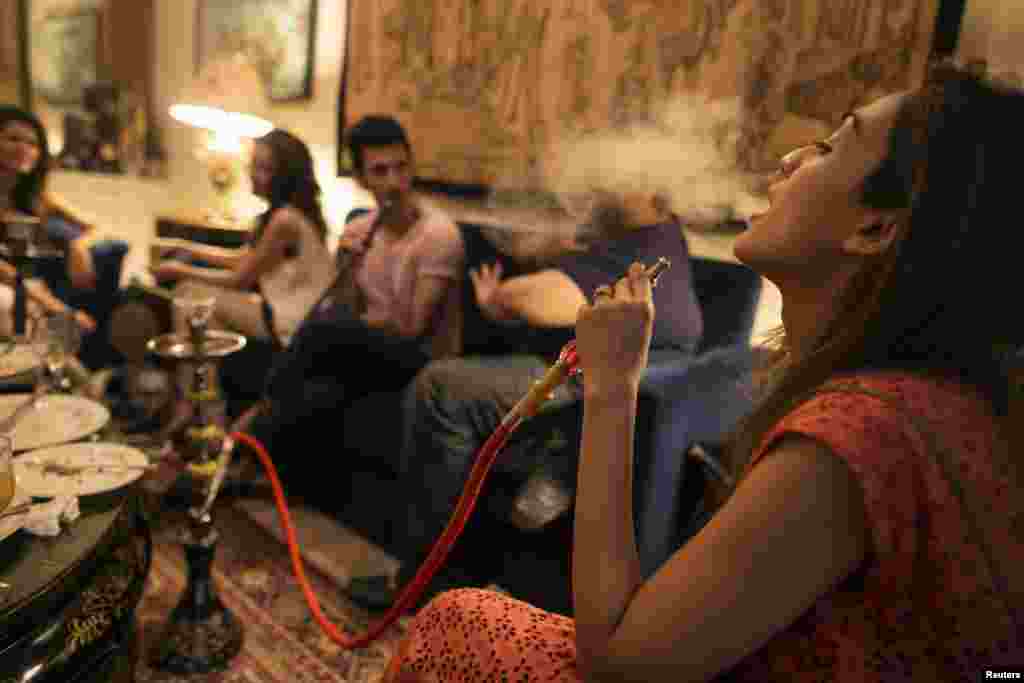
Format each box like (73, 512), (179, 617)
(958, 0), (1024, 71)
(48, 0), (370, 283)
(150, 0), (365, 229)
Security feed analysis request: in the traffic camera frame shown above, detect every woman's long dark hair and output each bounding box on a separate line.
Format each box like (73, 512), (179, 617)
(728, 60), (1024, 484)
(0, 106), (50, 215)
(252, 128), (328, 244)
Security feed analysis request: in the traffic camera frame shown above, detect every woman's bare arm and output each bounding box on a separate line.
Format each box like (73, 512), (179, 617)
(573, 428), (869, 682)
(153, 209), (296, 290)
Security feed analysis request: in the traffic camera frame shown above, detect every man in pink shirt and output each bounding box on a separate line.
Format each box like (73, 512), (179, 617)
(249, 116), (464, 469)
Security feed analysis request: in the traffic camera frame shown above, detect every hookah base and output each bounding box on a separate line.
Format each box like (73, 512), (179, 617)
(147, 607), (244, 674)
(147, 537), (244, 674)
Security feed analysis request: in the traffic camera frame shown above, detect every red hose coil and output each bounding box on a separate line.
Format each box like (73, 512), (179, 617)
(226, 341), (579, 648)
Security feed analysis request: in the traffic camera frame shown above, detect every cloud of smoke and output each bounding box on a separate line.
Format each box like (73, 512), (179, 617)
(545, 94), (768, 226)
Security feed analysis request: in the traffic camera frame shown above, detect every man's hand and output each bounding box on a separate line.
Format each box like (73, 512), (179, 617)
(470, 261), (515, 322)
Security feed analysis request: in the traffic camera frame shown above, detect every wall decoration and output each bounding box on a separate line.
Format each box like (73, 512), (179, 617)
(26, 0), (161, 177)
(340, 0), (942, 196)
(0, 0), (29, 107)
(30, 6), (99, 105)
(196, 0), (317, 102)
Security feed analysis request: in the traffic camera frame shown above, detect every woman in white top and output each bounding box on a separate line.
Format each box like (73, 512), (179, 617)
(151, 128), (335, 347)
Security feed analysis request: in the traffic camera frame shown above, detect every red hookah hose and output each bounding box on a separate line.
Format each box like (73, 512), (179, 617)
(228, 341), (580, 649)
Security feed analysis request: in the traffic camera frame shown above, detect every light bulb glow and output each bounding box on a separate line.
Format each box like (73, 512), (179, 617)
(169, 104), (273, 139)
(207, 130), (244, 154)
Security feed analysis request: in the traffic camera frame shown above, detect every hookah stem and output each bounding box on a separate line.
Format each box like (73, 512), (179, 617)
(230, 257), (666, 649)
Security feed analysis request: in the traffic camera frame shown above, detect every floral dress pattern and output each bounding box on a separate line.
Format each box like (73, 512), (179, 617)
(384, 372), (1024, 682)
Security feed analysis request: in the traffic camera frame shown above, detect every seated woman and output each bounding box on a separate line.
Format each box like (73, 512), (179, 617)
(383, 60), (1023, 682)
(150, 128), (334, 349)
(0, 105), (99, 337)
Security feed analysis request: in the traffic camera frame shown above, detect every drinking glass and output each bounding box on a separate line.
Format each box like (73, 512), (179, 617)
(25, 315), (51, 399)
(27, 312), (82, 402)
(0, 435), (13, 515)
(42, 312), (82, 391)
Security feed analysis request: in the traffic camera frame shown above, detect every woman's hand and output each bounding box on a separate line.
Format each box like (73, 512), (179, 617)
(470, 261), (513, 321)
(150, 259), (187, 284)
(574, 262), (654, 396)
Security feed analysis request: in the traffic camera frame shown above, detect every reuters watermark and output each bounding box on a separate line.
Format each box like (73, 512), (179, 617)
(982, 671), (1023, 680)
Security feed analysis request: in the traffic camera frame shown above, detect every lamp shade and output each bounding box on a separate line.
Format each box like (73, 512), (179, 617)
(170, 52), (273, 138)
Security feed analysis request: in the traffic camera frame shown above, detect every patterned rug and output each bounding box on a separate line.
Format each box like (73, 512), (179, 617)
(133, 502), (408, 683)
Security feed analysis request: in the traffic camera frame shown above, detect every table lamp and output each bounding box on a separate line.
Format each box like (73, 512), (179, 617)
(169, 53), (273, 224)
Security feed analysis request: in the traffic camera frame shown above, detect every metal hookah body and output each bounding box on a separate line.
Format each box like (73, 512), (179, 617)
(178, 360), (228, 474)
(147, 303), (245, 674)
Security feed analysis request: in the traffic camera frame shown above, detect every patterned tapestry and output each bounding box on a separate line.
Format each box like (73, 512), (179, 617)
(342, 0), (940, 191)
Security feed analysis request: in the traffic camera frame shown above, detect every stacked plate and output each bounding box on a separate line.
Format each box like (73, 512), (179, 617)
(0, 394), (111, 452)
(13, 443), (151, 498)
(0, 394), (151, 523)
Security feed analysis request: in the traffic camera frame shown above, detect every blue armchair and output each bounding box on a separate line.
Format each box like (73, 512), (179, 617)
(631, 256), (765, 575)
(633, 343), (765, 576)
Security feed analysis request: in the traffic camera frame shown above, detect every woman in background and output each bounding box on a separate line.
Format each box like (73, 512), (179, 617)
(0, 105), (98, 336)
(150, 128), (334, 348)
(384, 60), (1023, 682)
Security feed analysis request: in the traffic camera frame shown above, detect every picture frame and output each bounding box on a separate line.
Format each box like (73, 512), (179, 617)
(29, 6), (100, 106)
(0, 0), (30, 108)
(195, 0), (317, 103)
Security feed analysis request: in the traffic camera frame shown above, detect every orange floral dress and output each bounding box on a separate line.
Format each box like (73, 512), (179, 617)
(384, 372), (1024, 682)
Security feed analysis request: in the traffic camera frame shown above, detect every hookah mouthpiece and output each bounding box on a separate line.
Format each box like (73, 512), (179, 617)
(510, 257), (674, 423)
(562, 257), (672, 370)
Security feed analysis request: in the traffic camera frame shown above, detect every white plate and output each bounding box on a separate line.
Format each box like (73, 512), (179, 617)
(0, 394), (110, 451)
(0, 487), (31, 542)
(13, 443), (149, 497)
(0, 344), (40, 379)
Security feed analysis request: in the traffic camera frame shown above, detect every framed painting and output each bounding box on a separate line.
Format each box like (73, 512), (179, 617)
(0, 0), (29, 107)
(30, 6), (99, 106)
(196, 0), (317, 102)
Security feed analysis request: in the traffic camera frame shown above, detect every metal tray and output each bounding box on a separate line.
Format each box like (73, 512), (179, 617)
(146, 330), (247, 360)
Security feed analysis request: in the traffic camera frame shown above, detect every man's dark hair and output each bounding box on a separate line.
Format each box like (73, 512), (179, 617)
(346, 115), (411, 173)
